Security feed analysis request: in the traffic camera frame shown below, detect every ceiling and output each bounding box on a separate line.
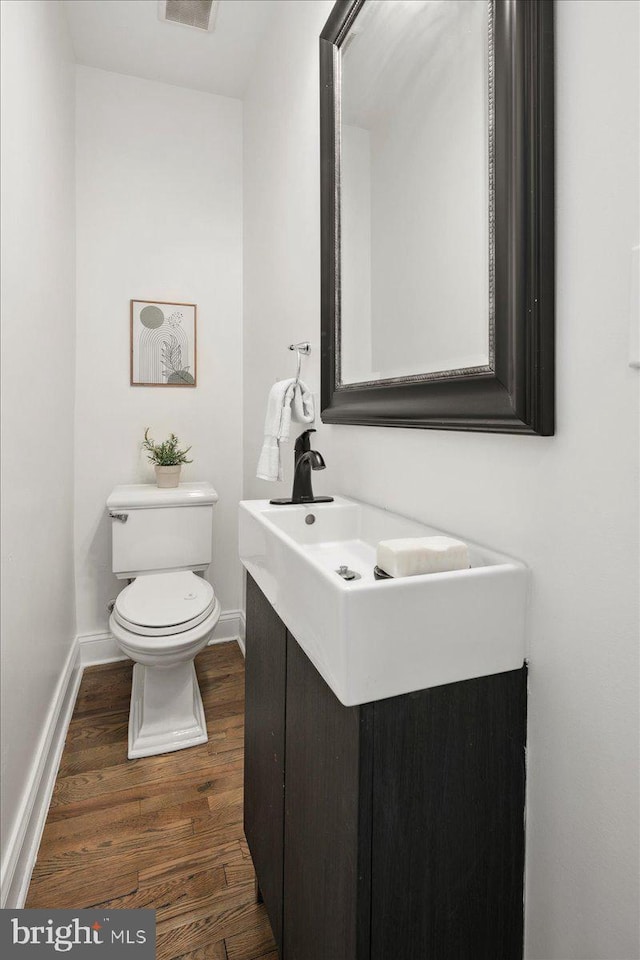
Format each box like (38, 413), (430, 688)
(63, 0), (275, 99)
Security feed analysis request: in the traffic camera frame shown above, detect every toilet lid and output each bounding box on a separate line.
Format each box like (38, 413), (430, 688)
(114, 571), (215, 629)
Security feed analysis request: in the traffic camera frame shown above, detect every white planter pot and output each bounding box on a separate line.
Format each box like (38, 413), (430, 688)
(155, 465), (182, 488)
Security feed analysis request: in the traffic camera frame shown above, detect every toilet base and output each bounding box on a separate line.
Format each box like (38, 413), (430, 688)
(128, 661), (208, 759)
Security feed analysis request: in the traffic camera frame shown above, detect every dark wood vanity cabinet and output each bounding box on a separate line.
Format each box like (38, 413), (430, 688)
(243, 574), (287, 951)
(244, 575), (527, 960)
(283, 633), (373, 960)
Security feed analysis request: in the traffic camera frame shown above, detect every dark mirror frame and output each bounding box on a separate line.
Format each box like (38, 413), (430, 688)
(320, 0), (555, 435)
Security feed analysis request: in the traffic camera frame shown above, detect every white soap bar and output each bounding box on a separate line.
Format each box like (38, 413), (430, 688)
(376, 536), (469, 578)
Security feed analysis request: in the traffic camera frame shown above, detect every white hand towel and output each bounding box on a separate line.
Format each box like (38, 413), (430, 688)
(290, 378), (315, 426)
(257, 379), (315, 482)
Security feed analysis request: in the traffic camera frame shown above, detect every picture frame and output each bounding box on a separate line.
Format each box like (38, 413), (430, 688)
(130, 299), (197, 387)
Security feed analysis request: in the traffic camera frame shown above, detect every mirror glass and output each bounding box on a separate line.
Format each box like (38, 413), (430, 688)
(339, 0), (492, 385)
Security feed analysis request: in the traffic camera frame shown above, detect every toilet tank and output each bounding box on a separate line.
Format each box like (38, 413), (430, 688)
(107, 482), (218, 579)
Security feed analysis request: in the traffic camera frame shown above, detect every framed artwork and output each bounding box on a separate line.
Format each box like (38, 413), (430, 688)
(130, 299), (197, 387)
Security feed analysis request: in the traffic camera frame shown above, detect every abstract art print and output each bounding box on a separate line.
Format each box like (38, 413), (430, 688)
(130, 299), (197, 387)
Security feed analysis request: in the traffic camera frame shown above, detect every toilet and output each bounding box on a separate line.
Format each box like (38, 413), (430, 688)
(106, 481), (220, 759)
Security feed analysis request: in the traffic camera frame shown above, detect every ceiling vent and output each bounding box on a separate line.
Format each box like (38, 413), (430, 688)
(157, 0), (219, 32)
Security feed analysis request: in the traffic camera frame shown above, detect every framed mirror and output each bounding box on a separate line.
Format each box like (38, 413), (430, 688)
(320, 0), (554, 434)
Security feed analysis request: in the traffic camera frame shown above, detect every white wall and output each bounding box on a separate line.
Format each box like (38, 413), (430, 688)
(242, 0), (336, 504)
(74, 66), (243, 637)
(242, 2), (640, 958)
(0, 0), (77, 887)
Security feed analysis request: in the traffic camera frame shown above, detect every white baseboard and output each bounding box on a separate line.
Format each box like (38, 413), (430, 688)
(78, 609), (246, 667)
(0, 638), (82, 909)
(79, 631), (123, 666)
(236, 609), (246, 657)
(209, 609), (244, 647)
(1, 609), (247, 907)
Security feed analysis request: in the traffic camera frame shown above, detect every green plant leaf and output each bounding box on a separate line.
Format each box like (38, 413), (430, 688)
(141, 428), (193, 465)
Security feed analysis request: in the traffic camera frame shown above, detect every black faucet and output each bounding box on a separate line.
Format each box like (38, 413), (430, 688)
(269, 429), (334, 505)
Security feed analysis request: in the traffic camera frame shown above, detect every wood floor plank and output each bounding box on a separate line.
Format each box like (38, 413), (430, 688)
(206, 713), (244, 738)
(156, 869), (232, 927)
(33, 813), (246, 891)
(49, 766), (243, 821)
(138, 839), (244, 889)
(224, 911), (276, 960)
(72, 669), (132, 718)
(156, 891), (269, 959)
(207, 732), (244, 758)
(156, 881), (258, 937)
(223, 860), (256, 889)
(173, 941), (228, 960)
(192, 809), (244, 843)
(139, 773), (243, 816)
(42, 798), (211, 855)
(196, 647), (245, 678)
(201, 679), (245, 709)
(64, 714), (130, 752)
(57, 739), (130, 777)
(26, 644), (277, 960)
(26, 864), (139, 909)
(96, 866), (227, 918)
(131, 819), (247, 879)
(31, 818), (194, 876)
(202, 699), (245, 724)
(204, 786), (243, 818)
(39, 799), (142, 842)
(51, 747), (243, 808)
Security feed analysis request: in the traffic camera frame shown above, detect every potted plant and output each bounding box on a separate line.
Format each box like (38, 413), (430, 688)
(142, 428), (193, 488)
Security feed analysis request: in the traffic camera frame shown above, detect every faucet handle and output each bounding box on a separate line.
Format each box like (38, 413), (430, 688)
(295, 427), (316, 454)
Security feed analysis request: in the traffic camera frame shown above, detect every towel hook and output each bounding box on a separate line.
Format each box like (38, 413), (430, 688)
(289, 341), (311, 383)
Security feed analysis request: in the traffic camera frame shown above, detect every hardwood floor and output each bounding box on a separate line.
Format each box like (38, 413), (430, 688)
(26, 643), (278, 960)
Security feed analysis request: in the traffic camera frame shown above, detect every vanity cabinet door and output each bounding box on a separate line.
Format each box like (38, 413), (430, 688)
(283, 635), (374, 960)
(244, 575), (287, 954)
(369, 670), (527, 960)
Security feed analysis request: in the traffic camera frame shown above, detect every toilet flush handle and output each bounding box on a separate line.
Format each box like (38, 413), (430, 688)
(109, 511), (129, 523)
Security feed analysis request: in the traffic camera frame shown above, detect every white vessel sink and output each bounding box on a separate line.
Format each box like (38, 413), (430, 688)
(239, 497), (527, 706)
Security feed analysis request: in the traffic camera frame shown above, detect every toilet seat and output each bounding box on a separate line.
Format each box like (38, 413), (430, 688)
(109, 594), (221, 662)
(114, 571), (216, 637)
